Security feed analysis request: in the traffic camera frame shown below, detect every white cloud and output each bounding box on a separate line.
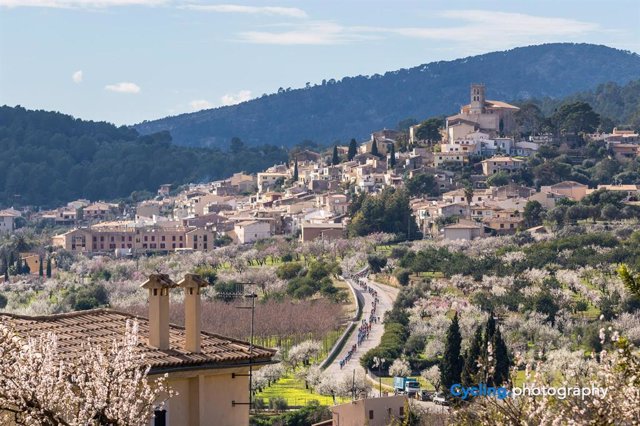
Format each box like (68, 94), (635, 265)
(72, 70), (83, 83)
(238, 22), (375, 45)
(220, 90), (252, 106)
(236, 11), (597, 48)
(0, 0), (166, 8)
(388, 10), (598, 42)
(104, 82), (141, 94)
(183, 4), (307, 18)
(189, 99), (213, 111)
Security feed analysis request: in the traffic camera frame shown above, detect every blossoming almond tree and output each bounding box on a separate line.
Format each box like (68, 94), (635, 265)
(452, 332), (640, 425)
(0, 320), (174, 426)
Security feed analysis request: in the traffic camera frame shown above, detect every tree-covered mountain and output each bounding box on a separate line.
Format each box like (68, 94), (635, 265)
(0, 106), (287, 208)
(532, 79), (640, 129)
(135, 43), (640, 148)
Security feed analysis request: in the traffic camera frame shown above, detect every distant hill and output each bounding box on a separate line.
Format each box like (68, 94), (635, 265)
(533, 79), (640, 128)
(0, 106), (287, 208)
(135, 43), (640, 148)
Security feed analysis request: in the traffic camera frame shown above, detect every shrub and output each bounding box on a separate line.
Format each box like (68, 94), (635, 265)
(367, 254), (387, 273)
(394, 268), (411, 286)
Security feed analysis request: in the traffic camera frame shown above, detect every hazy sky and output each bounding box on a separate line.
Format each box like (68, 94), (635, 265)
(1, 0), (639, 125)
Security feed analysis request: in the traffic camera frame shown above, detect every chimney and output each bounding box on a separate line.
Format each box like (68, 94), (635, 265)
(141, 274), (177, 350)
(178, 274), (209, 353)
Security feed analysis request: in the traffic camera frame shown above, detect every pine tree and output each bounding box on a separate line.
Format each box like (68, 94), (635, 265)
(492, 327), (510, 386)
(371, 139), (379, 157)
(332, 145), (339, 165)
(440, 312), (463, 393)
(461, 326), (483, 387)
(348, 138), (357, 161)
(293, 159), (299, 182)
(46, 256), (52, 278)
(389, 144), (396, 168)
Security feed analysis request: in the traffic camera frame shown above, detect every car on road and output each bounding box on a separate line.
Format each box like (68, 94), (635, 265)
(432, 393), (449, 406)
(418, 390), (433, 401)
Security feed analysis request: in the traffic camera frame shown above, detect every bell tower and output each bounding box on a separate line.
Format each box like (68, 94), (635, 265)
(469, 83), (485, 114)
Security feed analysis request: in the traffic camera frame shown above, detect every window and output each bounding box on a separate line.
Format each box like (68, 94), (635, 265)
(369, 410), (374, 420)
(160, 243), (165, 249)
(151, 236), (155, 242)
(193, 235), (198, 241)
(161, 236), (165, 242)
(172, 236), (176, 242)
(203, 243), (208, 250)
(144, 236), (148, 242)
(400, 407), (405, 417)
(153, 409), (166, 426)
(500, 224), (505, 229)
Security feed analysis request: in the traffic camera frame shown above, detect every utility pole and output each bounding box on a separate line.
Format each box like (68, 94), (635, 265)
(225, 282), (258, 416)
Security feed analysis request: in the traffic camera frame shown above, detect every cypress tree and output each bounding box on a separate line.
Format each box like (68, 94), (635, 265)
(332, 145), (339, 165)
(484, 313), (496, 345)
(38, 256), (44, 277)
(440, 312), (463, 393)
(389, 144), (396, 168)
(371, 139), (379, 157)
(492, 327), (510, 386)
(46, 256), (52, 278)
(348, 138), (357, 161)
(293, 159), (299, 181)
(21, 258), (30, 275)
(461, 326), (483, 387)
(481, 313), (497, 383)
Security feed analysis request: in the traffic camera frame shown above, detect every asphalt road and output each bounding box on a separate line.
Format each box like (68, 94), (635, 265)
(325, 276), (399, 378)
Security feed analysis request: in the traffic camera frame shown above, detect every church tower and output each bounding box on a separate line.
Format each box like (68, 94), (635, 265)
(469, 83), (485, 114)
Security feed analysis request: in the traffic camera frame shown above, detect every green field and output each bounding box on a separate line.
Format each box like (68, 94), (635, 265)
(256, 376), (348, 407)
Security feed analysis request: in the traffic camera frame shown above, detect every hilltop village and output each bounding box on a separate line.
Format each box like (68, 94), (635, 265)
(4, 84), (635, 257)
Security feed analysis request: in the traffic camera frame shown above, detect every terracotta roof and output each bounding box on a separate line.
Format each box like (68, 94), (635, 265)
(0, 309), (275, 373)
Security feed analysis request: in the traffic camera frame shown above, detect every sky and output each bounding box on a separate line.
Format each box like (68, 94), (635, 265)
(1, 0), (639, 125)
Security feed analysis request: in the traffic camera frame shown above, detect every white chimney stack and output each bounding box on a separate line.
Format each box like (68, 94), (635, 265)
(141, 273), (177, 350)
(178, 273), (208, 353)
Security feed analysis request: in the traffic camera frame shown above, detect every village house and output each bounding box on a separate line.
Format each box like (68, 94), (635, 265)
(234, 220), (272, 244)
(433, 152), (468, 167)
(52, 221), (216, 253)
(0, 274), (276, 426)
(587, 185), (640, 200)
(443, 221), (485, 241)
(480, 156), (525, 176)
(300, 222), (345, 242)
(83, 202), (120, 221)
(482, 209), (524, 234)
(257, 171), (289, 193)
(0, 209), (20, 234)
(313, 395), (407, 426)
(540, 181), (589, 201)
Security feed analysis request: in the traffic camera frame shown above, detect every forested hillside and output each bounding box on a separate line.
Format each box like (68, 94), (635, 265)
(533, 79), (640, 129)
(0, 106), (287, 208)
(135, 43), (640, 148)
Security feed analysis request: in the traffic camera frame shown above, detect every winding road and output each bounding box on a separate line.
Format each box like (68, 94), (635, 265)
(324, 275), (399, 378)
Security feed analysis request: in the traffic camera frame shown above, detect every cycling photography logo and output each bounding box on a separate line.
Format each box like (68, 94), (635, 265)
(450, 383), (609, 400)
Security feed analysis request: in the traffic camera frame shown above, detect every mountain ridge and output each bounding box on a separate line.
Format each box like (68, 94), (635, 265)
(134, 43), (640, 148)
